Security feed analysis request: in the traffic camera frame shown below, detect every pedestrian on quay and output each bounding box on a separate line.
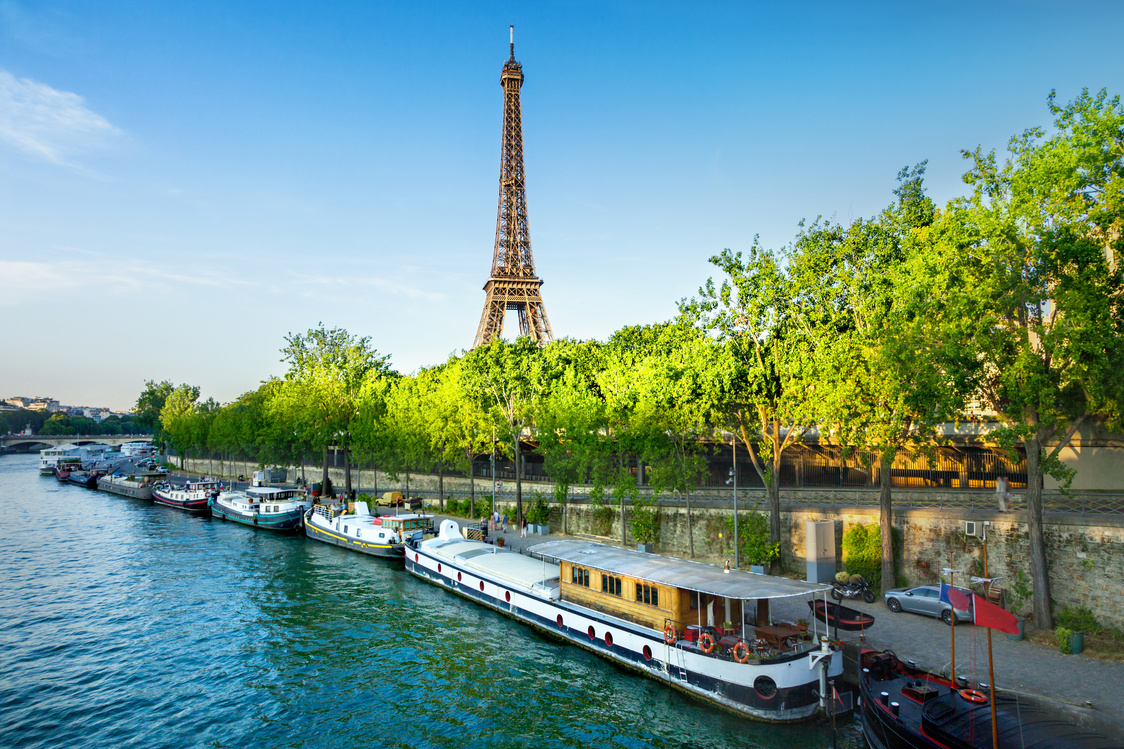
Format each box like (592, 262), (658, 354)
(521, 516), (528, 538)
(502, 512), (508, 532)
(996, 475), (1011, 512)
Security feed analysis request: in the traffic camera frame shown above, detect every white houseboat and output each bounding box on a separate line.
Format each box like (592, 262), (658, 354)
(39, 444), (81, 474)
(303, 501), (406, 558)
(406, 520), (843, 722)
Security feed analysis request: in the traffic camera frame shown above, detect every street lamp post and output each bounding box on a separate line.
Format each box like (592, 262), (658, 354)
(491, 425), (497, 521)
(727, 435), (739, 569)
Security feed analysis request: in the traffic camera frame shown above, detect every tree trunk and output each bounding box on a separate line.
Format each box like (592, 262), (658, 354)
(406, 469), (410, 500)
(767, 458), (782, 544)
(469, 457), (475, 519)
(879, 452), (895, 593)
(438, 462), (445, 511)
(620, 453), (627, 545)
(685, 487), (694, 558)
(344, 449), (352, 496)
(321, 447), (329, 495)
(1025, 436), (1053, 629)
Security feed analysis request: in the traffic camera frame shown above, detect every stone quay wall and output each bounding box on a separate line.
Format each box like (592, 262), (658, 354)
(511, 499), (1124, 632)
(173, 456), (1123, 630)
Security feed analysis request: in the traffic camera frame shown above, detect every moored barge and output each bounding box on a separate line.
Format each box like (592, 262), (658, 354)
(98, 472), (164, 500)
(153, 480), (221, 513)
(858, 648), (1119, 748)
(210, 486), (310, 531)
(406, 520), (843, 722)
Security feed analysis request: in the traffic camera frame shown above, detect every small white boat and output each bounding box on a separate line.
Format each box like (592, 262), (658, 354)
(303, 501), (405, 558)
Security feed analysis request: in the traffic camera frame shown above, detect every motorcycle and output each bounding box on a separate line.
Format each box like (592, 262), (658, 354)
(831, 576), (877, 603)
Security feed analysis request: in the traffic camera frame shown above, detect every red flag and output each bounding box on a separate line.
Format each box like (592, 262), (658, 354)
(947, 587), (971, 611)
(972, 593), (1020, 635)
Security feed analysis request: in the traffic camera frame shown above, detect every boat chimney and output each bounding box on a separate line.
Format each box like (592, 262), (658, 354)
(890, 701), (900, 716)
(879, 691), (889, 706)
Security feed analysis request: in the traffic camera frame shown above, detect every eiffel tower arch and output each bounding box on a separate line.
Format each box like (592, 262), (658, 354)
(472, 28), (554, 349)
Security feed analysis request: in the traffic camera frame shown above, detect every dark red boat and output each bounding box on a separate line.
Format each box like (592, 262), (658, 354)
(859, 648), (1120, 749)
(808, 598), (876, 631)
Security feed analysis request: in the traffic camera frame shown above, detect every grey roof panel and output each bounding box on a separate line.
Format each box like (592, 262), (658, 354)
(528, 539), (831, 600)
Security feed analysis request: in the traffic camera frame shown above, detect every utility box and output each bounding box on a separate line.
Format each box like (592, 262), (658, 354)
(252, 470), (265, 487)
(265, 467), (287, 483)
(805, 520), (837, 583)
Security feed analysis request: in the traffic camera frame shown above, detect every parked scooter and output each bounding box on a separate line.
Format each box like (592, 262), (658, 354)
(831, 575), (877, 603)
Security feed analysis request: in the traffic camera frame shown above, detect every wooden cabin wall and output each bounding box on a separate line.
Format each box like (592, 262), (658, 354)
(559, 562), (744, 632)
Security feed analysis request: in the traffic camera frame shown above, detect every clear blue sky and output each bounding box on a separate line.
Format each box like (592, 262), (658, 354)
(2, 1), (1122, 410)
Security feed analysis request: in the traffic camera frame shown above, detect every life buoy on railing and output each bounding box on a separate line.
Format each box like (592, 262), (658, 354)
(959, 689), (987, 704)
(699, 632), (716, 655)
(663, 625), (678, 645)
(732, 641), (750, 664)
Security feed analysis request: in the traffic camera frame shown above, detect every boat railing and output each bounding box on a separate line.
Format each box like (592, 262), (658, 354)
(663, 617), (808, 664)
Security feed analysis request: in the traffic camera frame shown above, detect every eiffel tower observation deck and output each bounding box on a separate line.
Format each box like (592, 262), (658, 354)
(472, 27), (554, 348)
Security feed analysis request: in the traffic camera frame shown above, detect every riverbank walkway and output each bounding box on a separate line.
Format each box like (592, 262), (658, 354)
(456, 513), (1124, 732)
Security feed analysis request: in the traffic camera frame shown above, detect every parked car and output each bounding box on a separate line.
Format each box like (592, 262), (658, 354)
(883, 585), (972, 625)
(376, 491), (405, 507)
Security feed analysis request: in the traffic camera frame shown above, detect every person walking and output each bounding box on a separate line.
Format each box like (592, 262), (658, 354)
(996, 475), (1011, 512)
(521, 515), (528, 538)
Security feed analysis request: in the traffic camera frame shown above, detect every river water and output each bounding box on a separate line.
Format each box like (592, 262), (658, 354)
(0, 453), (864, 749)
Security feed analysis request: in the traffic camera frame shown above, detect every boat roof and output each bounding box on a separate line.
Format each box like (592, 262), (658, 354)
(431, 538), (560, 590)
(245, 486), (301, 496)
(528, 539), (831, 600)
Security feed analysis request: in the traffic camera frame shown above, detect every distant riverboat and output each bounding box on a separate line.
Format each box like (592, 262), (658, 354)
(211, 487), (309, 531)
(406, 520), (843, 723)
(98, 472), (163, 500)
(153, 480), (221, 513)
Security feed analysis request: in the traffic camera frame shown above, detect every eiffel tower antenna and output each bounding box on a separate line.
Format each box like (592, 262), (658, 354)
(472, 27), (554, 348)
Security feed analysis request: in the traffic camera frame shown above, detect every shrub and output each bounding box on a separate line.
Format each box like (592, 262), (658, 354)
(1057, 626), (1074, 654)
(591, 499), (614, 537)
(841, 523), (902, 593)
(527, 493), (551, 525)
(630, 498), (661, 545)
(725, 511), (779, 567)
(1056, 605), (1097, 633)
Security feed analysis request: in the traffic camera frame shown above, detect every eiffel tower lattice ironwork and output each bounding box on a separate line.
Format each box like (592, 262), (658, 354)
(472, 29), (554, 348)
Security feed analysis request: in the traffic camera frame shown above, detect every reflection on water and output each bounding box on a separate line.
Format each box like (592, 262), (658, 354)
(0, 454), (864, 749)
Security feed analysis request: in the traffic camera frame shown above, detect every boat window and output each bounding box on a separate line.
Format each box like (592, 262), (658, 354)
(636, 583), (659, 608)
(571, 566), (590, 587)
(344, 526), (349, 534)
(356, 528), (361, 537)
(601, 574), (622, 597)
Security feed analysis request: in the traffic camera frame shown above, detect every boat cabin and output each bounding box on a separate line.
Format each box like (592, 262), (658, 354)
(379, 513), (434, 539)
(533, 540), (831, 658)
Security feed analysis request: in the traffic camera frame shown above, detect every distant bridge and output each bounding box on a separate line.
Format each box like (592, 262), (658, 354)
(0, 434), (154, 452)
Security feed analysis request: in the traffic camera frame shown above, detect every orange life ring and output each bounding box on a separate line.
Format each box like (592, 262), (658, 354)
(699, 632), (716, 654)
(732, 641), (751, 663)
(959, 688), (987, 704)
(664, 625), (678, 645)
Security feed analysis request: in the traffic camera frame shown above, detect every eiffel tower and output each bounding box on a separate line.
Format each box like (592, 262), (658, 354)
(472, 28), (554, 348)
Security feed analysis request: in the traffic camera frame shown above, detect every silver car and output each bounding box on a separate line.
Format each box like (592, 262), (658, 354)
(883, 585), (972, 625)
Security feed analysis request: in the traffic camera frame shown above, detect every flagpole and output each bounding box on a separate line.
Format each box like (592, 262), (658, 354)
(947, 553), (956, 683)
(983, 524), (998, 749)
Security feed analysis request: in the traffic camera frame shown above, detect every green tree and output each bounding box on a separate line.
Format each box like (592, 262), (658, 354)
(686, 243), (827, 548)
(938, 89), (1124, 628)
(274, 324), (395, 496)
(135, 380), (174, 446)
(792, 164), (974, 591)
(463, 336), (544, 524)
(159, 384), (202, 462)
